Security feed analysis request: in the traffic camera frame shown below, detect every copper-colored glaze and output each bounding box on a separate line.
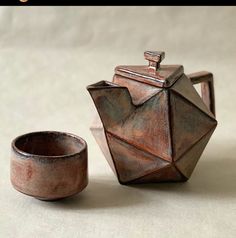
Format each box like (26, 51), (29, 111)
(10, 131), (88, 200)
(87, 51), (217, 185)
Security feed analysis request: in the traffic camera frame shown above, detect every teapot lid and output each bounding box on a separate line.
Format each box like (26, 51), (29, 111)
(115, 51), (184, 88)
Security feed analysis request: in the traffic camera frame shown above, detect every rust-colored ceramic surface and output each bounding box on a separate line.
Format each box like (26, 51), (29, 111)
(87, 50), (217, 185)
(10, 131), (88, 200)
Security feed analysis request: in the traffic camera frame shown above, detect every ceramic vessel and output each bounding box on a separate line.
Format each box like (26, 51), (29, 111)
(10, 131), (88, 200)
(87, 50), (217, 184)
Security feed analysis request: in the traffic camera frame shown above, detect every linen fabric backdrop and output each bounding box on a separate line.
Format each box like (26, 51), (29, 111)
(0, 6), (235, 238)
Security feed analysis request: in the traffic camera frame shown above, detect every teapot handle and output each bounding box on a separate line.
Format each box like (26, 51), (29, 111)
(187, 71), (215, 116)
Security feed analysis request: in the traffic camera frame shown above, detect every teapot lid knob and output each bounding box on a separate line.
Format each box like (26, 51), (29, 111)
(144, 51), (165, 71)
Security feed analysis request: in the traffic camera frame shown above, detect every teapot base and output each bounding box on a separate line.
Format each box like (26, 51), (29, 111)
(91, 117), (216, 185)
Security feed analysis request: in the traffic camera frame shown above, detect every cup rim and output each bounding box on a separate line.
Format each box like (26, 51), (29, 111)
(11, 131), (87, 159)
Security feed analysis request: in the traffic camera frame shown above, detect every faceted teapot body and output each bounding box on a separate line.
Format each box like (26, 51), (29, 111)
(87, 51), (217, 184)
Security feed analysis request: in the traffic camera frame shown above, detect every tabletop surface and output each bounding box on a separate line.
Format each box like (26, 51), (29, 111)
(0, 7), (235, 238)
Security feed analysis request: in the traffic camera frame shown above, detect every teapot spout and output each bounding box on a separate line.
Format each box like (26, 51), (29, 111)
(87, 81), (135, 129)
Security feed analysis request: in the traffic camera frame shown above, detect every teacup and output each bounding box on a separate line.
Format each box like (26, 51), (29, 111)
(10, 131), (88, 201)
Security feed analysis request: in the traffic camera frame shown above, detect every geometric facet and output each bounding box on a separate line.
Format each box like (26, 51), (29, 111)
(129, 165), (186, 184)
(111, 90), (172, 162)
(90, 116), (117, 176)
(170, 91), (217, 160)
(175, 127), (216, 178)
(171, 74), (215, 119)
(106, 132), (170, 184)
(113, 74), (163, 105)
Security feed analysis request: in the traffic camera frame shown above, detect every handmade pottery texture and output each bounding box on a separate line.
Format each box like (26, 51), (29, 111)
(11, 131), (88, 200)
(88, 51), (217, 184)
(0, 7), (235, 238)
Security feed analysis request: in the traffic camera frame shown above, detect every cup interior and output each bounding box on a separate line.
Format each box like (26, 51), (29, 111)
(13, 131), (86, 157)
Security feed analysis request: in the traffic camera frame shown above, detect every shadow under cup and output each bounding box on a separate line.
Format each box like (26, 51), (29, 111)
(10, 131), (88, 201)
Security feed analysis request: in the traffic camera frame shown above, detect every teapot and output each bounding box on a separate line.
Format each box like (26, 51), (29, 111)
(87, 51), (217, 184)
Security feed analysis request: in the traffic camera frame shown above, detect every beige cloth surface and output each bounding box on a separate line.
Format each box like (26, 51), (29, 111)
(0, 6), (235, 238)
